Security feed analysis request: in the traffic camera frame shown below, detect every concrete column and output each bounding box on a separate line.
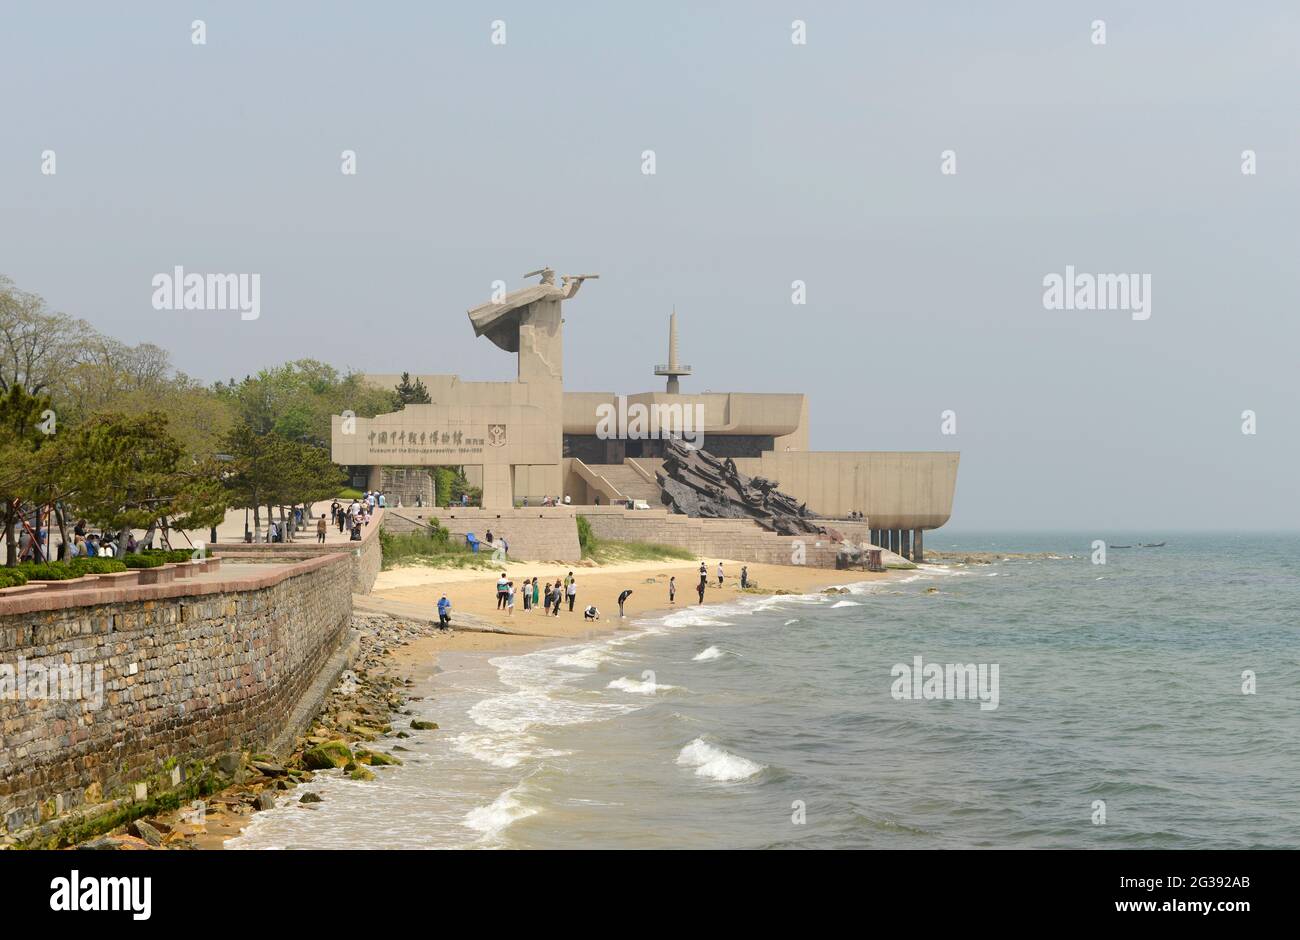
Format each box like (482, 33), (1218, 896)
(870, 528), (880, 547)
(480, 464), (514, 510)
(901, 528), (911, 561)
(912, 528), (924, 563)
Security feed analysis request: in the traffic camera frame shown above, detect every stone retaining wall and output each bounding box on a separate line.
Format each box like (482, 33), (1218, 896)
(578, 507), (845, 567)
(0, 555), (353, 846)
(383, 507), (582, 562)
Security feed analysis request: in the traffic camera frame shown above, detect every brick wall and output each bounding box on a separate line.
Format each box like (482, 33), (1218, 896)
(0, 555), (352, 844)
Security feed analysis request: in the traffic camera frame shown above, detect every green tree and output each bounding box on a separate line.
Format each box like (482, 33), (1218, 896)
(0, 385), (54, 565)
(60, 412), (222, 551)
(215, 360), (391, 447)
(392, 371), (431, 408)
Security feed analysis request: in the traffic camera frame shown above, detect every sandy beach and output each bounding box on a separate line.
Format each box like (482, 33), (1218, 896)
(370, 558), (896, 681)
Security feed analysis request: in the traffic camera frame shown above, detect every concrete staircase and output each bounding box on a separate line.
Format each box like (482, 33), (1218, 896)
(587, 462), (662, 504)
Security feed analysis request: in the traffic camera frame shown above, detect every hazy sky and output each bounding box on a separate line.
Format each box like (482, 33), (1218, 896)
(3, 1), (1297, 531)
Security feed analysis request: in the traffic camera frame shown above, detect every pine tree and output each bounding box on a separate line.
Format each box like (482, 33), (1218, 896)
(392, 372), (431, 408)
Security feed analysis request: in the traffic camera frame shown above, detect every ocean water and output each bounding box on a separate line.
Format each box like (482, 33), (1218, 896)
(229, 533), (1300, 850)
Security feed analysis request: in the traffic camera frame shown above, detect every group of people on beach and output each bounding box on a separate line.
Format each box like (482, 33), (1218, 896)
(442, 558), (755, 632)
(496, 571), (578, 616)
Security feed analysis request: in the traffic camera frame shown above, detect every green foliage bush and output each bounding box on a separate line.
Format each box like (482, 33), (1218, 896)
(0, 568), (29, 588)
(576, 515), (598, 557)
(378, 522), (491, 570)
(15, 557), (126, 581)
(17, 562), (81, 580)
(143, 549), (198, 563)
(67, 557), (127, 574)
(124, 554), (167, 569)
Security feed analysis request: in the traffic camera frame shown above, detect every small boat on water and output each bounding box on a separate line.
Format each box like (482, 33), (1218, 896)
(1110, 544), (1132, 549)
(1139, 542), (1166, 548)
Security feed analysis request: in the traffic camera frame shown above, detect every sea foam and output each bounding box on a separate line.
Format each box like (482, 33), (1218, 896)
(607, 675), (677, 694)
(692, 646), (724, 661)
(464, 783), (540, 841)
(676, 737), (764, 782)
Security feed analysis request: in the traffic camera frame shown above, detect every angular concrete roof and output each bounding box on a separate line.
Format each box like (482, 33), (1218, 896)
(466, 284), (558, 352)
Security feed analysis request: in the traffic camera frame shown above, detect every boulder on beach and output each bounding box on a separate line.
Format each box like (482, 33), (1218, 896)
(302, 740), (353, 770)
(357, 749), (403, 766)
(410, 719), (438, 731)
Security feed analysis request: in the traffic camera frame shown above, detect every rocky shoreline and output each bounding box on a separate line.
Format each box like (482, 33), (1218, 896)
(71, 611), (447, 851)
(923, 550), (1078, 566)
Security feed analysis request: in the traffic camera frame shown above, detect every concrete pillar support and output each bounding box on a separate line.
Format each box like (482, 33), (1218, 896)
(913, 528), (924, 563)
(901, 528), (912, 561)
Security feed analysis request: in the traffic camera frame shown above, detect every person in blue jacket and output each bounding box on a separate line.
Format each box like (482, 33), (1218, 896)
(437, 593), (452, 629)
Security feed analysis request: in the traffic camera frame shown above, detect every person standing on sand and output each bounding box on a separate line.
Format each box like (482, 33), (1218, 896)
(497, 572), (508, 610)
(717, 562), (724, 587)
(740, 566), (749, 589)
(507, 581), (515, 615)
(669, 576), (676, 604)
(532, 577), (540, 610)
(552, 584), (563, 616)
(697, 579), (706, 604)
(567, 576), (577, 612)
(618, 589), (633, 618)
(437, 593), (452, 629)
(521, 577), (531, 611)
(543, 580), (553, 611)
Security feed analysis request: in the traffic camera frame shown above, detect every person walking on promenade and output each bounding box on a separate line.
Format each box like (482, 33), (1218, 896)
(669, 576), (676, 605)
(317, 514), (327, 543)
